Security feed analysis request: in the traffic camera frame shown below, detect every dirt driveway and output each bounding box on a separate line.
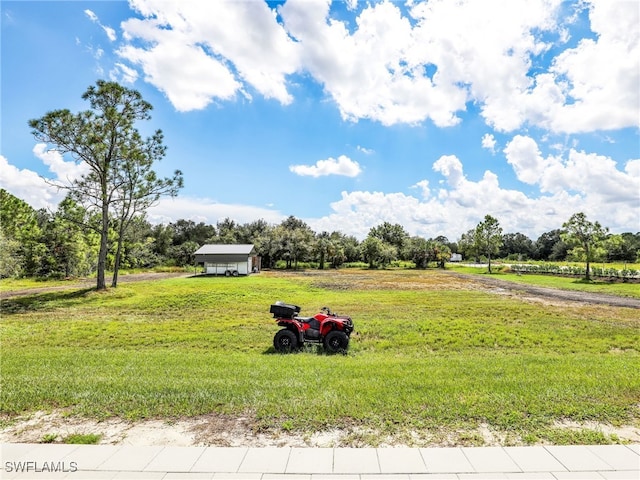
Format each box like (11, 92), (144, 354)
(443, 270), (640, 309)
(3, 270), (637, 309)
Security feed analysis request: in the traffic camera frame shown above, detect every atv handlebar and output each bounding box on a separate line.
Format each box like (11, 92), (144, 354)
(321, 306), (334, 315)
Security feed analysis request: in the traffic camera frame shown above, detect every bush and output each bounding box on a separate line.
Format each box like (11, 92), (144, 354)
(343, 262), (370, 269)
(510, 263), (640, 280)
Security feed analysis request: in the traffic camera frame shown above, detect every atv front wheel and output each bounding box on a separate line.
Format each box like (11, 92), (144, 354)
(323, 330), (349, 353)
(273, 329), (298, 353)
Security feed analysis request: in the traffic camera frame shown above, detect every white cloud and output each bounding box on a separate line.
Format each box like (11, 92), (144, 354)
(290, 155), (362, 177)
(540, 0), (640, 132)
(84, 9), (117, 42)
(505, 135), (640, 205)
(0, 151), (285, 227)
(357, 145), (374, 155)
(0, 155), (62, 210)
(32, 144), (90, 182)
(280, 0), (466, 127)
(345, 0), (358, 11)
(147, 196), (284, 226)
(433, 155), (464, 188)
(411, 180), (430, 199)
(103, 26), (117, 42)
(110, 62), (139, 84)
(481, 133), (497, 153)
(118, 28), (241, 111)
(470, 0), (639, 133)
(84, 9), (97, 22)
(118, 0), (299, 110)
(308, 144), (639, 240)
(0, 147), (91, 211)
(504, 135), (547, 184)
(408, 0), (562, 131)
(115, 0), (638, 133)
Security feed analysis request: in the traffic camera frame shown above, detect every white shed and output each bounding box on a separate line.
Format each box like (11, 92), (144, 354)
(193, 244), (260, 276)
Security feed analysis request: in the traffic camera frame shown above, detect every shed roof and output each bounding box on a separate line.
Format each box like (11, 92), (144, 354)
(194, 244), (255, 255)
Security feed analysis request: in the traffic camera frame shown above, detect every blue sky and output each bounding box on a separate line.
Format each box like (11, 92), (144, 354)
(1, 0), (638, 240)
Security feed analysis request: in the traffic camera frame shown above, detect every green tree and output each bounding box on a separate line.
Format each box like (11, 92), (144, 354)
(216, 217), (239, 244)
(238, 219), (272, 269)
(369, 222), (409, 258)
(276, 216), (314, 269)
(170, 220), (216, 246)
(458, 229), (480, 263)
(29, 80), (180, 290)
(151, 224), (174, 259)
(605, 233), (639, 263)
(378, 242), (398, 267)
(314, 231), (332, 270)
(408, 236), (428, 269)
(116, 216), (158, 269)
(0, 189), (45, 277)
(325, 231), (357, 268)
(474, 215), (503, 273)
(41, 197), (96, 278)
(0, 229), (22, 278)
(167, 240), (200, 267)
(111, 132), (182, 286)
(430, 239), (452, 269)
(326, 232), (346, 268)
(561, 212), (608, 280)
(500, 232), (535, 260)
(359, 236), (384, 268)
(533, 229), (569, 260)
(237, 219), (270, 244)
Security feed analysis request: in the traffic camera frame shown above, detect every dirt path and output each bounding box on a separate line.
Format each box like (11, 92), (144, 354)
(4, 270), (637, 308)
(443, 270), (640, 309)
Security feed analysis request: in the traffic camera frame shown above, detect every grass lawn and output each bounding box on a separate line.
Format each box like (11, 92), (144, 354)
(450, 264), (640, 299)
(1, 269), (638, 446)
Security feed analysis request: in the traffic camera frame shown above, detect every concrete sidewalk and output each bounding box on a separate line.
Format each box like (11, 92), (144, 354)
(1, 443), (638, 479)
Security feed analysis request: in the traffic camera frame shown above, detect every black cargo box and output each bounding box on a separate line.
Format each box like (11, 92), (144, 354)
(270, 302), (301, 318)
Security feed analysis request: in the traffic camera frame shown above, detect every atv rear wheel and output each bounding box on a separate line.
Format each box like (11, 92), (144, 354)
(323, 330), (349, 353)
(273, 329), (298, 353)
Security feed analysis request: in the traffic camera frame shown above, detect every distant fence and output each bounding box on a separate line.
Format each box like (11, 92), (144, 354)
(509, 264), (640, 281)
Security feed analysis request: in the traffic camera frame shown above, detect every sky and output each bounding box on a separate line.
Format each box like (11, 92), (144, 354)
(1, 0), (639, 241)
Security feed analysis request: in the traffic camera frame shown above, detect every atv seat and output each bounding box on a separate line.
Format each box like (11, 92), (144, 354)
(297, 317), (321, 330)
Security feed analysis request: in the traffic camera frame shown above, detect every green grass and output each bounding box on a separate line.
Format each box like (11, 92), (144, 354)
(0, 277), (76, 291)
(449, 264), (640, 298)
(1, 270), (638, 445)
(63, 433), (101, 444)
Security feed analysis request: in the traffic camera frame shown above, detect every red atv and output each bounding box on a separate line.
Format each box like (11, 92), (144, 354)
(270, 301), (354, 353)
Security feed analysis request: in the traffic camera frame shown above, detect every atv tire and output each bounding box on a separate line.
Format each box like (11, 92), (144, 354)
(324, 330), (349, 353)
(273, 329), (298, 353)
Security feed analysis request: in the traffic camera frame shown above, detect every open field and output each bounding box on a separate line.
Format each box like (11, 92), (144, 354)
(1, 269), (639, 447)
(449, 265), (640, 299)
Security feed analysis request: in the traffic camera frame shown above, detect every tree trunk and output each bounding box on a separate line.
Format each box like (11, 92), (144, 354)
(96, 202), (109, 290)
(111, 221), (126, 288)
(585, 245), (591, 280)
(112, 241), (122, 287)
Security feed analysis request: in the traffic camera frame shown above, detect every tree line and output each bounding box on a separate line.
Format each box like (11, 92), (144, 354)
(2, 189), (638, 283)
(3, 80), (638, 288)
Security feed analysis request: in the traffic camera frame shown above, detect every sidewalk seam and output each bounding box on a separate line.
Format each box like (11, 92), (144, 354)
(188, 445), (207, 473)
(544, 446), (569, 472)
